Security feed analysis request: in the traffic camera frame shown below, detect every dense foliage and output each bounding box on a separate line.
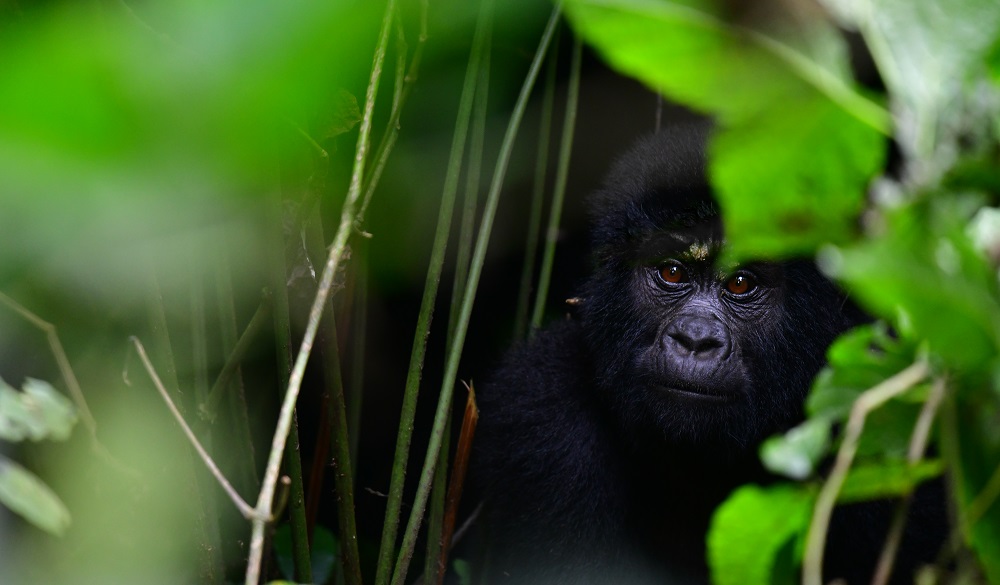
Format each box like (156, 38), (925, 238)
(1, 0), (998, 584)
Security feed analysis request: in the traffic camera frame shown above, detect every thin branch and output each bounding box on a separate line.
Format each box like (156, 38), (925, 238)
(357, 0), (429, 226)
(128, 337), (255, 520)
(871, 377), (947, 585)
(244, 0), (397, 581)
(802, 360), (930, 585)
(0, 291), (97, 437)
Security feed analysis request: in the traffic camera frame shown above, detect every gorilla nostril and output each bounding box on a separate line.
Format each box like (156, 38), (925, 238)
(665, 315), (730, 357)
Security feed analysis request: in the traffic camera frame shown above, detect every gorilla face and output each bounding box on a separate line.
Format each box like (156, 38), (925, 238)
(580, 133), (849, 449)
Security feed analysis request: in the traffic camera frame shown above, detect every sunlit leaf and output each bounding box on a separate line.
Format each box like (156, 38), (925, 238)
(563, 0), (886, 257)
(708, 484), (814, 585)
(0, 455), (71, 536)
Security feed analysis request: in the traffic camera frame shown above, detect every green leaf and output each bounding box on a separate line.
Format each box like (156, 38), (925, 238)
(0, 455), (71, 536)
(826, 204), (1000, 374)
(0, 377), (77, 442)
(453, 559), (473, 585)
(563, 0), (886, 257)
(948, 389), (1000, 584)
(838, 460), (944, 503)
(760, 417), (831, 480)
(807, 324), (916, 420)
(708, 484), (815, 585)
(317, 89), (362, 142)
(820, 0), (1000, 160)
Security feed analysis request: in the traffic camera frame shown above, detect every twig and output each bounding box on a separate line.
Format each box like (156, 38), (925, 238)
(128, 337), (255, 520)
(802, 360), (930, 585)
(357, 0), (429, 226)
(871, 377), (947, 585)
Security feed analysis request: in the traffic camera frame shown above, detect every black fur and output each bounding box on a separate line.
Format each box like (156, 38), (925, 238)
(473, 128), (941, 584)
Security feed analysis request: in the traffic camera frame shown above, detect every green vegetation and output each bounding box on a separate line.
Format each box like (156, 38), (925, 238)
(1, 0), (999, 584)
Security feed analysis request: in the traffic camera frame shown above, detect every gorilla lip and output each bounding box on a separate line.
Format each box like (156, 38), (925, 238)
(655, 384), (734, 402)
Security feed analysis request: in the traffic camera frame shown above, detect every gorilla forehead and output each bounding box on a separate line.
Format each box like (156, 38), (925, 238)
(588, 126), (720, 258)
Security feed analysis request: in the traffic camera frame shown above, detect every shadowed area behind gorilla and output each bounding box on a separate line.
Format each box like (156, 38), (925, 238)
(470, 126), (944, 584)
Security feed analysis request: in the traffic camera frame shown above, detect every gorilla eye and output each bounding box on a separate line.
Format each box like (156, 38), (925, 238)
(658, 264), (688, 284)
(725, 273), (756, 295)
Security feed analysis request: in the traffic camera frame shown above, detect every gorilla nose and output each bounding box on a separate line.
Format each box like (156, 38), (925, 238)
(664, 315), (731, 359)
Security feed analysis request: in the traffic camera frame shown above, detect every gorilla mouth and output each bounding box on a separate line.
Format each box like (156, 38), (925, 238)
(653, 383), (736, 402)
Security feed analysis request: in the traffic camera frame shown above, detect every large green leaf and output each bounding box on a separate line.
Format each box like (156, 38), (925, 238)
(563, 0), (886, 257)
(826, 204), (1000, 374)
(708, 484), (814, 585)
(0, 455), (71, 536)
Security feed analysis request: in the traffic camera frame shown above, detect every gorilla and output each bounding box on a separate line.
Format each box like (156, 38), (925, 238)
(472, 126), (943, 584)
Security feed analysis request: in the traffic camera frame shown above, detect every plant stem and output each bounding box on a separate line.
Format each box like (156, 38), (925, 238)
(530, 33), (581, 333)
(389, 5), (562, 585)
(514, 33), (558, 340)
(802, 360), (929, 585)
(372, 4), (488, 584)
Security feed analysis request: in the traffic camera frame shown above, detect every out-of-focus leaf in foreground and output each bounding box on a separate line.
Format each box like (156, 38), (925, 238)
(563, 0), (886, 258)
(708, 484), (814, 585)
(823, 204), (1000, 374)
(0, 0), (378, 302)
(0, 455), (72, 536)
(0, 377), (77, 442)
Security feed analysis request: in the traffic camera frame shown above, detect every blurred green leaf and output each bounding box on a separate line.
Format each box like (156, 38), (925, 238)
(820, 0), (1000, 160)
(761, 417), (831, 480)
(563, 0), (886, 257)
(0, 377), (76, 442)
(453, 559), (473, 585)
(807, 324), (917, 420)
(318, 89), (363, 142)
(826, 204), (1000, 374)
(0, 454), (71, 536)
(948, 391), (1000, 584)
(0, 0), (378, 299)
(708, 484), (814, 585)
(838, 460), (944, 503)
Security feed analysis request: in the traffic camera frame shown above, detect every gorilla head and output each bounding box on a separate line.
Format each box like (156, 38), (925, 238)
(580, 128), (857, 450)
